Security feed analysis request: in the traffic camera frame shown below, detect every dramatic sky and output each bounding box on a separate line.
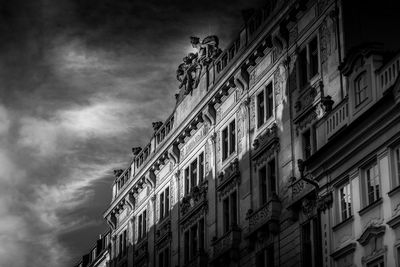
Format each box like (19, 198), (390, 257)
(0, 0), (264, 266)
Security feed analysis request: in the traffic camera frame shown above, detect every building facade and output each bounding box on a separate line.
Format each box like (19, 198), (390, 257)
(75, 0), (400, 266)
(74, 231), (111, 267)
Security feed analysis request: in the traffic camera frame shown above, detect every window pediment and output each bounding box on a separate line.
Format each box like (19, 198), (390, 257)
(357, 225), (385, 246)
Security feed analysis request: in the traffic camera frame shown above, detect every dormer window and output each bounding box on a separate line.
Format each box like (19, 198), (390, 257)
(354, 71), (368, 106)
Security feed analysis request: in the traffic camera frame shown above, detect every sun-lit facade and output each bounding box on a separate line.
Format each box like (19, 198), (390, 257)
(75, 0), (400, 266)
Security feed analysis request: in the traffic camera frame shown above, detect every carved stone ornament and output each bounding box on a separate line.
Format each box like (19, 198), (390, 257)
(152, 121), (163, 132)
(132, 146), (142, 156)
(113, 169), (124, 178)
(176, 36), (222, 95)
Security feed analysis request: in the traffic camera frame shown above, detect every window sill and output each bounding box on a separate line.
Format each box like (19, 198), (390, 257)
(388, 184), (400, 197)
(332, 216), (354, 232)
(358, 198), (382, 216)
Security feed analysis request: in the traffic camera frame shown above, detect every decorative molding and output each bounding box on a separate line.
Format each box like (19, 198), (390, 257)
(357, 225), (386, 246)
(330, 242), (357, 260)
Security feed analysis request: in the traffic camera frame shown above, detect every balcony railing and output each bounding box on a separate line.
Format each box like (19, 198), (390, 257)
(211, 226), (241, 261)
(325, 98), (348, 140)
(246, 194), (281, 236)
(377, 53), (400, 93)
(180, 181), (208, 219)
(289, 177), (316, 204)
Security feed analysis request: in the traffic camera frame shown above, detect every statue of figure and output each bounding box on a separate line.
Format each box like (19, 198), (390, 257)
(132, 147), (142, 156)
(190, 35), (222, 64)
(152, 121), (163, 132)
(113, 169), (124, 178)
(176, 53), (201, 94)
(175, 35), (222, 95)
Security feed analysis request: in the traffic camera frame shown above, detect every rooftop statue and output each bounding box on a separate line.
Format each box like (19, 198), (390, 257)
(190, 35), (222, 65)
(176, 36), (222, 96)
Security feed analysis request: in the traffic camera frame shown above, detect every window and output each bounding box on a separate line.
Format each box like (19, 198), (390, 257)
(256, 245), (274, 267)
(257, 82), (274, 128)
(184, 152), (205, 195)
(138, 210), (147, 241)
(302, 126), (316, 159)
(259, 158), (277, 205)
(159, 187), (170, 220)
(298, 36), (320, 89)
(118, 229), (127, 258)
(367, 257), (384, 267)
(392, 145), (400, 188)
(301, 218), (322, 267)
(363, 161), (380, 206)
(184, 219), (205, 263)
(222, 120), (236, 161)
(354, 72), (368, 106)
(158, 247), (170, 267)
(338, 182), (352, 222)
(222, 191), (238, 233)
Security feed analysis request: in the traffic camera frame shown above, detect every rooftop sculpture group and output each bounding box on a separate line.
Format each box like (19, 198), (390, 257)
(176, 35), (222, 95)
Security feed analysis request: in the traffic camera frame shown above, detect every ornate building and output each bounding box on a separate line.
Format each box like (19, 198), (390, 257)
(75, 0), (400, 266)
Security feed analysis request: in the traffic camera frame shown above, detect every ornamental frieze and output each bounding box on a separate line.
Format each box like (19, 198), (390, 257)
(180, 180), (208, 221)
(246, 195), (281, 236)
(180, 125), (208, 160)
(252, 123), (279, 162)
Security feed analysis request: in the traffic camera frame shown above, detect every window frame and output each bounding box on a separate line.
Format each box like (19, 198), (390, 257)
(337, 181), (352, 223)
(221, 119), (236, 162)
(137, 209), (147, 241)
(184, 218), (205, 263)
(159, 186), (170, 220)
(184, 151), (205, 195)
(297, 35), (320, 90)
(361, 160), (381, 207)
(256, 81), (274, 129)
(258, 157), (277, 206)
(301, 125), (317, 160)
(391, 144), (400, 189)
(222, 190), (238, 234)
(354, 71), (368, 107)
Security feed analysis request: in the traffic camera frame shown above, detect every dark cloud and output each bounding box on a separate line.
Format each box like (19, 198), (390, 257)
(0, 0), (265, 266)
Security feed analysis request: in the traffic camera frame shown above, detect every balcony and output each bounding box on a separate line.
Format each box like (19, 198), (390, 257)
(377, 52), (400, 94)
(289, 177), (316, 205)
(211, 226), (241, 263)
(180, 181), (208, 221)
(217, 158), (240, 193)
(246, 194), (281, 237)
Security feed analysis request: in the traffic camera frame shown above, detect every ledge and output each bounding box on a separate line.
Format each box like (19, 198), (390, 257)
(332, 216), (354, 232)
(387, 214), (400, 229)
(388, 185), (400, 197)
(358, 198), (382, 216)
(330, 242), (357, 260)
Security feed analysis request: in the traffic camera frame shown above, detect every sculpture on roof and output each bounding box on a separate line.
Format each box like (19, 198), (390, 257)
(176, 36), (222, 96)
(190, 35), (222, 65)
(152, 121), (163, 132)
(132, 147), (142, 156)
(113, 169), (124, 178)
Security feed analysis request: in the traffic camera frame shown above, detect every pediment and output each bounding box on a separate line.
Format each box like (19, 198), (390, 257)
(339, 43), (383, 76)
(357, 225), (385, 246)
